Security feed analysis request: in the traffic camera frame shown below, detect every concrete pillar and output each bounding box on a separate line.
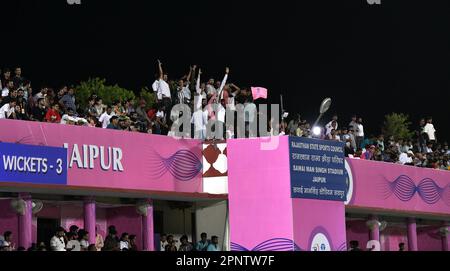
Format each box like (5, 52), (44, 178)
(83, 196), (96, 245)
(368, 215), (380, 242)
(142, 199), (154, 251)
(18, 193), (33, 249)
(441, 223), (450, 251)
(407, 217), (418, 251)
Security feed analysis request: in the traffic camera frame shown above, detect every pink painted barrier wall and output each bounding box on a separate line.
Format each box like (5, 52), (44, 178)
(346, 159), (450, 215)
(228, 137), (346, 251)
(0, 119), (202, 193)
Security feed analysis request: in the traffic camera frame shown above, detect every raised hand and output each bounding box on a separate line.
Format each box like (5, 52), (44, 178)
(225, 67), (230, 74)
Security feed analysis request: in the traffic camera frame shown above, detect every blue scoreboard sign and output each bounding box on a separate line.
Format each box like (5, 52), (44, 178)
(0, 142), (67, 185)
(289, 137), (346, 201)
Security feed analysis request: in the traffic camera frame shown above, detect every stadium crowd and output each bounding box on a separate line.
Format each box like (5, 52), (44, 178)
(0, 225), (220, 251)
(0, 64), (448, 170)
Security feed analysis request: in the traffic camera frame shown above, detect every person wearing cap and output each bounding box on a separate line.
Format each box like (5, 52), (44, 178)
(107, 115), (120, 130)
(399, 150), (415, 165)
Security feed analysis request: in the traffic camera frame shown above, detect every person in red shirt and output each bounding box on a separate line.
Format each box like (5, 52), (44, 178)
(45, 103), (62, 123)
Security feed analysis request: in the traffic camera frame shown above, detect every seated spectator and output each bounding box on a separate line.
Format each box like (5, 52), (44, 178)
(78, 230), (89, 251)
(165, 235), (177, 251)
(361, 145), (376, 160)
(103, 226), (119, 251)
(107, 116), (120, 130)
(95, 227), (104, 251)
(0, 98), (16, 119)
(179, 235), (193, 252)
(207, 236), (220, 251)
(45, 103), (62, 123)
(399, 150), (415, 165)
(31, 98), (47, 121)
(399, 243), (405, 251)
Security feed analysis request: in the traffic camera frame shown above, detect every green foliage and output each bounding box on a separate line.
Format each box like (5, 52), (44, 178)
(74, 78), (136, 109)
(382, 113), (414, 140)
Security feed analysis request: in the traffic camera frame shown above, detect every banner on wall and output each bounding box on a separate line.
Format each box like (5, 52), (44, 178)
(0, 142), (67, 185)
(288, 137), (346, 201)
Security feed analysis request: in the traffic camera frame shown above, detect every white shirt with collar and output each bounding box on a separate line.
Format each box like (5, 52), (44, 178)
(50, 236), (66, 251)
(0, 103), (14, 119)
(158, 79), (171, 99)
(98, 112), (115, 128)
(1, 87), (9, 97)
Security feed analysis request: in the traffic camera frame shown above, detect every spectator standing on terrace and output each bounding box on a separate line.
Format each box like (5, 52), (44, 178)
(79, 230), (89, 251)
(33, 87), (47, 102)
(94, 97), (105, 116)
(50, 227), (67, 251)
(107, 116), (120, 130)
(287, 114), (302, 136)
(207, 236), (220, 251)
(59, 87), (77, 113)
(355, 117), (364, 149)
(179, 235), (193, 252)
(45, 103), (62, 123)
(103, 226), (119, 251)
(153, 60), (172, 120)
(423, 117), (436, 144)
(160, 233), (168, 251)
(0, 231), (14, 251)
(13, 67), (25, 87)
(0, 98), (16, 119)
(195, 232), (209, 251)
(95, 227), (104, 251)
(348, 115), (358, 132)
(376, 135), (385, 152)
(66, 232), (81, 251)
(1, 68), (12, 88)
(325, 114), (338, 134)
(119, 232), (130, 251)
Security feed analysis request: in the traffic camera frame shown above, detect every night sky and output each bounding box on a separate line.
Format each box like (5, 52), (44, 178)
(2, 0), (450, 140)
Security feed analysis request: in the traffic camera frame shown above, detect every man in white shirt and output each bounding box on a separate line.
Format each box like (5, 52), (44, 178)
(399, 150), (414, 165)
(325, 115), (339, 135)
(1, 80), (14, 97)
(50, 227), (67, 251)
(423, 117), (436, 142)
(98, 106), (115, 128)
(191, 102), (208, 139)
(66, 232), (81, 251)
(355, 117), (364, 149)
(0, 99), (16, 119)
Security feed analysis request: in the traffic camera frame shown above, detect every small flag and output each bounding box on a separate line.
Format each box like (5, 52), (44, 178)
(251, 87), (268, 100)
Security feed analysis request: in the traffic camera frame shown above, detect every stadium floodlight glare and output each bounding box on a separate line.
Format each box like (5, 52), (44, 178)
(312, 126), (322, 136)
(312, 97), (332, 128)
